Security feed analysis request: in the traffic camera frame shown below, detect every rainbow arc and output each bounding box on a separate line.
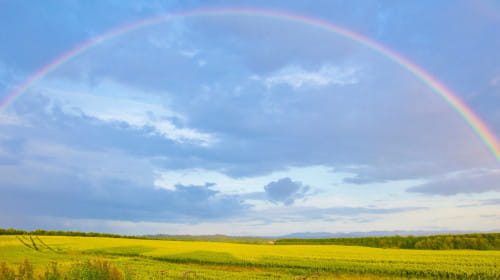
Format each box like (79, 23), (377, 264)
(1, 8), (499, 162)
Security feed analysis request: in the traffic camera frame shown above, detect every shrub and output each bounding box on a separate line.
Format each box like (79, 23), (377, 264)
(68, 260), (124, 280)
(0, 263), (16, 280)
(18, 259), (34, 280)
(39, 262), (61, 280)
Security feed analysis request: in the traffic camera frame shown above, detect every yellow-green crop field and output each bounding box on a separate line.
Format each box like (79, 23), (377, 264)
(0, 235), (499, 279)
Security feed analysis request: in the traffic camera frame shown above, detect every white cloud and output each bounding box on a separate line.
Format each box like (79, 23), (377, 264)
(35, 81), (216, 146)
(255, 64), (360, 89)
(153, 165), (343, 194)
(152, 165), (431, 209)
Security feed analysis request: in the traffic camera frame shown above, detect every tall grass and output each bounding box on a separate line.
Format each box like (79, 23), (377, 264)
(0, 263), (15, 280)
(67, 260), (124, 280)
(0, 260), (124, 280)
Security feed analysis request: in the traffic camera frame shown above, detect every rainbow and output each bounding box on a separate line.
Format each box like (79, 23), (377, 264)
(1, 8), (499, 162)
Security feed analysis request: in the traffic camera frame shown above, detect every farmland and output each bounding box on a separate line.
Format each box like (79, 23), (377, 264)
(0, 235), (499, 279)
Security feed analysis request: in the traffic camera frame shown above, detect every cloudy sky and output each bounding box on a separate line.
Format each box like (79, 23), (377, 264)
(0, 0), (499, 236)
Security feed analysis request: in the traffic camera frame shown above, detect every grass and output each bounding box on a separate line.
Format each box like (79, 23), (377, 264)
(0, 235), (498, 279)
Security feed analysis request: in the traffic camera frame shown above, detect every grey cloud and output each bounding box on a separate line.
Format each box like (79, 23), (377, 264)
(10, 9), (496, 184)
(457, 198), (500, 208)
(0, 175), (249, 223)
(252, 205), (426, 224)
(407, 169), (500, 195)
(480, 198), (500, 205)
(0, 115), (248, 223)
(341, 162), (454, 184)
(12, 60), (496, 185)
(186, 15), (361, 74)
(264, 177), (310, 205)
(480, 215), (500, 220)
(0, 0), (184, 72)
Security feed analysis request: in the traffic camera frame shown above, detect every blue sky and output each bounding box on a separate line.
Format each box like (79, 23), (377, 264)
(0, 0), (499, 235)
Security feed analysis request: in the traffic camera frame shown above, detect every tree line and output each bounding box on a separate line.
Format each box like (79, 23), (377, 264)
(275, 233), (500, 250)
(0, 228), (145, 239)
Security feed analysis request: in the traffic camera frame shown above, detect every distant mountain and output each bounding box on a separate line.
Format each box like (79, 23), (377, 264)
(273, 229), (500, 239)
(278, 232), (337, 239)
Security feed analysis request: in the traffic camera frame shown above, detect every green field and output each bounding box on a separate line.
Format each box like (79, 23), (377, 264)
(275, 233), (500, 250)
(0, 235), (499, 279)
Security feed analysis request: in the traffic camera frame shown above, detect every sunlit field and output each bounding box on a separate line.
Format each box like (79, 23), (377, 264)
(1, 235), (498, 279)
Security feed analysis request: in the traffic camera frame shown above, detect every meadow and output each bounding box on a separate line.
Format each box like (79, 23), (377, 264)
(0, 235), (499, 280)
